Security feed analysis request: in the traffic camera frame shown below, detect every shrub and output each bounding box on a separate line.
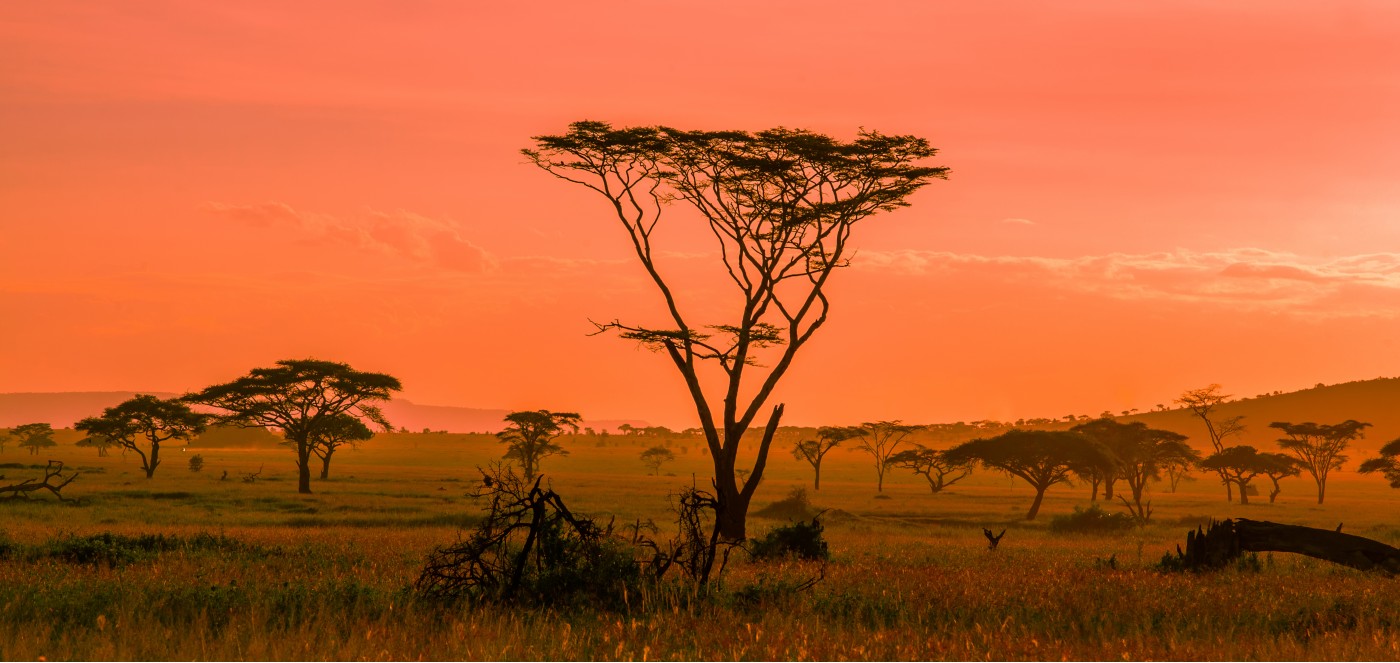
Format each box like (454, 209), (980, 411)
(748, 517), (830, 562)
(188, 454), (205, 472)
(1049, 503), (1136, 534)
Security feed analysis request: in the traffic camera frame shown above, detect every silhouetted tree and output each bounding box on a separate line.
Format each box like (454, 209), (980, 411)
(1198, 446), (1280, 505)
(887, 444), (972, 494)
(1106, 423), (1197, 523)
(1177, 384), (1247, 501)
(945, 430), (1109, 520)
(854, 421), (924, 493)
(525, 122), (947, 540)
(75, 395), (208, 478)
(1069, 418), (1131, 500)
(185, 359), (400, 494)
(12, 423), (57, 456)
(188, 454), (205, 473)
(1359, 438), (1400, 488)
(791, 425), (861, 491)
(498, 410), (580, 481)
(308, 414), (374, 479)
(0, 429), (9, 454)
(1258, 452), (1300, 503)
(1161, 454), (1194, 493)
(1271, 420), (1371, 504)
(75, 433), (115, 457)
(640, 445), (675, 475)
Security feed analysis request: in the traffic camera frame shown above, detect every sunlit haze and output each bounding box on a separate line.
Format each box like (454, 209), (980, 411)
(3, 1), (1398, 427)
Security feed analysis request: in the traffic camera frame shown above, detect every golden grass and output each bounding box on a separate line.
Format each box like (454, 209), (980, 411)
(2, 431), (1398, 660)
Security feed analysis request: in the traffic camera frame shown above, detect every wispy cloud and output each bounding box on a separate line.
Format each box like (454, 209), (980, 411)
(1001, 218), (1035, 226)
(854, 248), (1400, 317)
(201, 201), (496, 273)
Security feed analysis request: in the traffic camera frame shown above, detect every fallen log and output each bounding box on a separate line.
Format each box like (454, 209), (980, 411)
(1165, 518), (1400, 575)
(0, 460), (79, 501)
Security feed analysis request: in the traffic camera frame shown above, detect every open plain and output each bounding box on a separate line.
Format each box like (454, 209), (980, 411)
(3, 427), (1398, 661)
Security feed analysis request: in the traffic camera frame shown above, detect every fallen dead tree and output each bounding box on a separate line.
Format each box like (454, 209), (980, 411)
(1163, 518), (1400, 575)
(0, 460), (79, 501)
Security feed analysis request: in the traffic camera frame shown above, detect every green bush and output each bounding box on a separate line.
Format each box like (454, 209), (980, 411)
(748, 518), (830, 561)
(1049, 504), (1136, 534)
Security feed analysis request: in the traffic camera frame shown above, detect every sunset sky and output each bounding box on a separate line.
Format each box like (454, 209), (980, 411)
(3, 1), (1398, 428)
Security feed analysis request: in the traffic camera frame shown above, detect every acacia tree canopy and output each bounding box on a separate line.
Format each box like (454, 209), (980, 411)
(497, 410), (580, 481)
(945, 429), (1108, 520)
(1359, 438), (1400, 488)
(184, 359), (400, 494)
(1271, 419), (1371, 504)
(11, 423), (57, 456)
(524, 121), (948, 540)
(792, 425), (862, 491)
(75, 395), (207, 478)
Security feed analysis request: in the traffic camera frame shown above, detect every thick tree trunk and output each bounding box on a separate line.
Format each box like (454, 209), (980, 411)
(296, 442), (313, 494)
(1103, 477), (1115, 501)
(813, 463), (821, 491)
(319, 451), (333, 480)
(1170, 519), (1400, 574)
(145, 442), (160, 479)
(1026, 488), (1047, 520)
(1237, 480), (1250, 504)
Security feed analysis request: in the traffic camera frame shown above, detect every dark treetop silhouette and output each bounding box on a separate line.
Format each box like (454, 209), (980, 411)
(497, 410), (580, 481)
(185, 359), (400, 494)
(524, 121), (947, 540)
(945, 429), (1110, 520)
(75, 395), (208, 479)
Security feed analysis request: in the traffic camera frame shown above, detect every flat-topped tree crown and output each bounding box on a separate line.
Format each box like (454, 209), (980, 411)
(75, 395), (208, 478)
(185, 359), (400, 493)
(527, 121), (948, 540)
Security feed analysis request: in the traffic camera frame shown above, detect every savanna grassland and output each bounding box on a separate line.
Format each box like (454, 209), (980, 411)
(3, 428), (1400, 661)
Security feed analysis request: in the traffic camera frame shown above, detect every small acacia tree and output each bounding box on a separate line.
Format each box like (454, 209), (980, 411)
(792, 425), (861, 491)
(1359, 438), (1400, 488)
(309, 414), (374, 479)
(945, 429), (1109, 520)
(887, 444), (971, 494)
(1258, 452), (1300, 503)
(75, 395), (208, 479)
(0, 429), (9, 454)
(498, 410), (580, 481)
(854, 421), (924, 493)
(525, 122), (947, 540)
(12, 423), (58, 456)
(640, 445), (675, 476)
(1176, 384), (1247, 501)
(75, 434), (115, 457)
(185, 359), (400, 494)
(1198, 446), (1281, 505)
(1271, 420), (1371, 504)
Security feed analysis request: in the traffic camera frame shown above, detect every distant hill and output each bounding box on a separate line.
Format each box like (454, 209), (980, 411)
(1122, 377), (1400, 455)
(0, 391), (648, 435)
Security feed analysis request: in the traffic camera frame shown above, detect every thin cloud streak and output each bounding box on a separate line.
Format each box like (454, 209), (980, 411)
(201, 201), (496, 273)
(854, 248), (1400, 317)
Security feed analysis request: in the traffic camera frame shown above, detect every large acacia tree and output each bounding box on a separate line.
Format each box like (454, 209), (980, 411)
(945, 429), (1109, 520)
(525, 121), (947, 540)
(1271, 419), (1371, 504)
(185, 359), (400, 494)
(75, 395), (208, 478)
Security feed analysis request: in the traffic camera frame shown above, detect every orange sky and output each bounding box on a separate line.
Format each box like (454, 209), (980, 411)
(2, 1), (1399, 428)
